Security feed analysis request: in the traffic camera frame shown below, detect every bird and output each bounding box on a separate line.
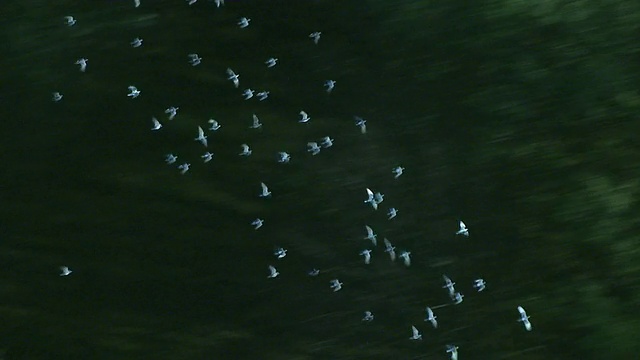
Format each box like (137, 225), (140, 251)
(456, 221), (469, 237)
(277, 152), (291, 163)
(252, 218), (264, 230)
(188, 53), (202, 66)
(226, 68), (240, 88)
(362, 311), (374, 322)
(329, 279), (342, 292)
(399, 251), (411, 267)
(517, 306), (532, 331)
(178, 163), (190, 174)
(59, 266), (72, 276)
(308, 269), (320, 276)
(250, 114), (262, 129)
(194, 126), (208, 147)
(307, 142), (321, 155)
(238, 17), (251, 28)
(242, 89), (255, 100)
(259, 182), (271, 197)
(151, 117), (162, 131)
(387, 207), (398, 220)
(64, 16), (76, 26)
(75, 58), (88, 72)
(410, 325), (422, 340)
(443, 275), (456, 296)
(165, 154), (178, 164)
(452, 292), (464, 304)
(320, 136), (334, 148)
(309, 32), (321, 44)
(364, 225), (377, 246)
(52, 92), (63, 102)
(299, 111), (311, 123)
(473, 279), (486, 292)
(265, 58), (278, 67)
(127, 85), (140, 98)
(239, 144), (252, 156)
(364, 188), (378, 210)
(324, 80), (336, 93)
(187, 0), (197, 5)
(165, 107), (179, 120)
(425, 307), (438, 328)
(130, 38), (143, 48)
(374, 192), (384, 205)
(134, 0), (140, 7)
(256, 91), (269, 101)
(274, 247), (287, 259)
(214, 0), (224, 7)
(446, 345), (459, 360)
(267, 265), (279, 278)
(360, 249), (372, 264)
(392, 166), (404, 179)
(208, 119), (221, 131)
(383, 238), (396, 261)
(201, 152), (214, 163)
(355, 116), (367, 134)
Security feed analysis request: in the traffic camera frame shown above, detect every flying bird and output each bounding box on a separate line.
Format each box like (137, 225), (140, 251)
(59, 266), (72, 276)
(267, 265), (279, 278)
(383, 238), (396, 261)
(456, 221), (469, 237)
(194, 126), (208, 147)
(259, 182), (271, 197)
(226, 68), (240, 88)
(409, 325), (422, 340)
(425, 307), (438, 328)
(517, 306), (532, 331)
(151, 117), (162, 131)
(364, 225), (377, 246)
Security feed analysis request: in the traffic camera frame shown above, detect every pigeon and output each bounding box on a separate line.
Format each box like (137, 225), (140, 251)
(131, 38), (143, 48)
(127, 86), (140, 98)
(59, 266), (72, 276)
(267, 265), (279, 278)
(446, 345), (459, 360)
(226, 68), (240, 88)
(201, 152), (214, 163)
(517, 306), (532, 331)
(187, 0), (197, 5)
(177, 163), (190, 174)
(256, 91), (269, 101)
(324, 80), (336, 93)
(242, 89), (255, 100)
(364, 225), (377, 246)
(387, 207), (398, 220)
(75, 58), (88, 72)
(307, 142), (321, 155)
(392, 166), (404, 179)
(194, 126), (208, 147)
(259, 182), (271, 197)
(329, 279), (342, 292)
(452, 292), (464, 305)
(165, 107), (179, 120)
(308, 269), (320, 276)
(374, 192), (384, 205)
(383, 238), (396, 261)
(238, 17), (251, 28)
(208, 119), (221, 131)
(362, 311), (374, 322)
(399, 251), (411, 267)
(355, 116), (367, 134)
(64, 16), (76, 26)
(265, 58), (278, 68)
(252, 218), (264, 230)
(274, 247), (287, 259)
(239, 144), (252, 156)
(309, 32), (321, 44)
(360, 249), (372, 264)
(299, 111), (311, 123)
(410, 325), (422, 340)
(52, 92), (63, 102)
(134, 0), (140, 7)
(473, 279), (486, 292)
(188, 53), (202, 66)
(277, 152), (291, 163)
(443, 275), (456, 296)
(456, 221), (469, 237)
(425, 307), (438, 328)
(151, 117), (162, 131)
(214, 0), (224, 7)
(165, 154), (178, 164)
(364, 188), (378, 210)
(320, 136), (334, 148)
(250, 114), (262, 129)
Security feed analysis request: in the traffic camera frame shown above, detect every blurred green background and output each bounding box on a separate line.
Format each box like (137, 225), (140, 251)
(0, 0), (638, 359)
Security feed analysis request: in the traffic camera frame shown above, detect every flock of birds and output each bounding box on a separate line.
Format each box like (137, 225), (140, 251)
(55, 1), (534, 358)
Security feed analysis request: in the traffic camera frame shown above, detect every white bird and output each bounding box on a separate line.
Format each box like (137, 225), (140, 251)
(299, 111), (311, 123)
(320, 136), (334, 148)
(383, 238), (396, 261)
(134, 0), (140, 7)
(374, 192), (384, 205)
(277, 152), (290, 163)
(75, 58), (88, 72)
(452, 292), (464, 304)
(362, 311), (374, 322)
(187, 0), (197, 5)
(177, 163), (190, 174)
(392, 166), (404, 179)
(443, 275), (456, 296)
(256, 91), (269, 101)
(329, 279), (343, 292)
(387, 207), (398, 220)
(410, 325), (422, 340)
(165, 154), (178, 164)
(151, 117), (162, 131)
(324, 80), (336, 93)
(242, 89), (255, 100)
(214, 0), (224, 7)
(355, 116), (367, 134)
(188, 53), (202, 66)
(127, 85), (140, 98)
(201, 152), (214, 163)
(259, 182), (271, 198)
(446, 345), (459, 360)
(307, 142), (320, 155)
(456, 221), (469, 237)
(309, 32), (321, 44)
(364, 225), (377, 246)
(265, 58), (278, 68)
(274, 247), (287, 259)
(308, 269), (320, 276)
(130, 37), (143, 48)
(194, 126), (208, 147)
(59, 266), (72, 276)
(226, 68), (240, 88)
(267, 265), (279, 278)
(250, 114), (262, 129)
(238, 17), (251, 28)
(208, 119), (221, 131)
(165, 107), (179, 120)
(425, 307), (438, 328)
(364, 188), (378, 210)
(52, 92), (63, 102)
(252, 218), (264, 230)
(64, 16), (76, 26)
(359, 249), (372, 264)
(473, 279), (486, 292)
(399, 251), (411, 267)
(239, 144), (252, 156)
(517, 306), (532, 331)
